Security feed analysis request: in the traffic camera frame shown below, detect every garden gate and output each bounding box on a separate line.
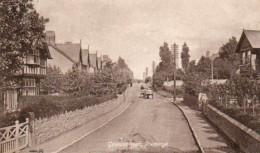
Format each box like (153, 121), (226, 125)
(0, 119), (29, 153)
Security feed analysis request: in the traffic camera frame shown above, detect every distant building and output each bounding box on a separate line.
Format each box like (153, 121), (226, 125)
(206, 51), (210, 58)
(146, 67), (148, 78)
(102, 55), (112, 68)
(209, 53), (219, 60)
(235, 30), (260, 75)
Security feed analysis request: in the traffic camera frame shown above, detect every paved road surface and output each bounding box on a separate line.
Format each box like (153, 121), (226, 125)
(60, 85), (199, 153)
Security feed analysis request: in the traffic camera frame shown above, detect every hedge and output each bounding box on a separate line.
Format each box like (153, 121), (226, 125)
(209, 100), (260, 134)
(0, 94), (117, 128)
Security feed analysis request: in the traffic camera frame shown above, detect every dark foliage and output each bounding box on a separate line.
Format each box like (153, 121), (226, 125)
(0, 94), (117, 128)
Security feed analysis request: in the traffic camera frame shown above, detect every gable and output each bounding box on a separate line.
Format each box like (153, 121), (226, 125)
(89, 54), (97, 68)
(244, 30), (260, 48)
(240, 35), (252, 52)
(236, 30), (260, 53)
(97, 57), (102, 69)
(82, 49), (89, 66)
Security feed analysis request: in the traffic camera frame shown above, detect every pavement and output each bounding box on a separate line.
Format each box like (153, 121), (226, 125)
(174, 100), (240, 153)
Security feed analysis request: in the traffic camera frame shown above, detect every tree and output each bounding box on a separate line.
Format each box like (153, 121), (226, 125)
(117, 57), (128, 69)
(181, 42), (190, 72)
(153, 42), (178, 87)
(0, 0), (48, 86)
(41, 65), (64, 94)
(159, 42), (173, 70)
(197, 56), (211, 79)
(211, 37), (240, 79)
(63, 68), (85, 96)
(182, 60), (209, 95)
(219, 37), (238, 62)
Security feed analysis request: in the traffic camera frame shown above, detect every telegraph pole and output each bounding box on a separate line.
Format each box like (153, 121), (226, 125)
(211, 59), (214, 80)
(171, 43), (178, 102)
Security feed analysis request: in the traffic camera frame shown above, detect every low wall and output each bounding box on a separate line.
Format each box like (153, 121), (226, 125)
(183, 93), (199, 110)
(204, 104), (260, 153)
(34, 94), (125, 144)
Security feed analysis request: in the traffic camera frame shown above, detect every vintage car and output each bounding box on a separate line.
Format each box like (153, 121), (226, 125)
(141, 88), (153, 99)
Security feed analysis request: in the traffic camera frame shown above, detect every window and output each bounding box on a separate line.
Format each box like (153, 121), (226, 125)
(24, 79), (35, 87)
(27, 55), (34, 64)
(40, 59), (46, 67)
(35, 56), (40, 64)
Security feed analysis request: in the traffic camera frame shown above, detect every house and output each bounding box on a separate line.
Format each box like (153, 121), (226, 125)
(1, 38), (52, 111)
(102, 55), (112, 68)
(46, 31), (108, 74)
(89, 53), (98, 73)
(235, 30), (260, 75)
(46, 31), (89, 73)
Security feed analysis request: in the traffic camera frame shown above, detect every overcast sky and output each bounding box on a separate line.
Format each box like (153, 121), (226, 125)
(34, 0), (260, 79)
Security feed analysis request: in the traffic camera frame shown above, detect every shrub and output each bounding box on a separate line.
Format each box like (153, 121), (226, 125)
(17, 94), (117, 122)
(209, 100), (260, 135)
(0, 112), (20, 128)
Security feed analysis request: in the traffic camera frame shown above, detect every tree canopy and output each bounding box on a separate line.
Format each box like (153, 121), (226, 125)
(0, 0), (48, 85)
(181, 42), (190, 72)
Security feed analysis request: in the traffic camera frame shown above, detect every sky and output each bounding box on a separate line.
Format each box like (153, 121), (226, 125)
(34, 0), (260, 79)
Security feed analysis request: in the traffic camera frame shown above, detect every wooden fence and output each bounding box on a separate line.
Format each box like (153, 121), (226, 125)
(0, 119), (29, 153)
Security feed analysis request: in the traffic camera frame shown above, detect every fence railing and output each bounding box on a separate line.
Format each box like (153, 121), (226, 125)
(0, 119), (29, 153)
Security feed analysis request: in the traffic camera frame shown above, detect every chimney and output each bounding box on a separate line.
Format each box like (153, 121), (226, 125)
(46, 31), (55, 44)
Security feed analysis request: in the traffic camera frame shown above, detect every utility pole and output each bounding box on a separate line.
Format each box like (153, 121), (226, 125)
(211, 59), (214, 80)
(171, 43), (178, 102)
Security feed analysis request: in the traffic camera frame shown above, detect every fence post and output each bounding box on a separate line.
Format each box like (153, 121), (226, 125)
(15, 120), (19, 153)
(28, 112), (35, 147)
(26, 118), (29, 147)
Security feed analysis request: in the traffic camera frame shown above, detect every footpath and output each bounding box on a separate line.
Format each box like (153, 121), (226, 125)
(174, 100), (239, 153)
(21, 87), (134, 153)
(156, 89), (239, 153)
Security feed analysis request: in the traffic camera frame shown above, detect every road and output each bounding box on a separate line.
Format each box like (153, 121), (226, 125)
(60, 85), (199, 153)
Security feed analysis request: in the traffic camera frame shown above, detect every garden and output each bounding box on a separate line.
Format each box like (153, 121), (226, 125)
(204, 75), (260, 134)
(0, 58), (133, 128)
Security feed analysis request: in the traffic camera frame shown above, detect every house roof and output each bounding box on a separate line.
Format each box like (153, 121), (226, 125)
(244, 30), (260, 48)
(55, 42), (81, 63)
(89, 53), (97, 68)
(236, 30), (260, 52)
(209, 53), (219, 61)
(47, 43), (77, 63)
(82, 49), (90, 66)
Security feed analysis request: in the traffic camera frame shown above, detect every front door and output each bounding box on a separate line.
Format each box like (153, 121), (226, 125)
(5, 89), (18, 111)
